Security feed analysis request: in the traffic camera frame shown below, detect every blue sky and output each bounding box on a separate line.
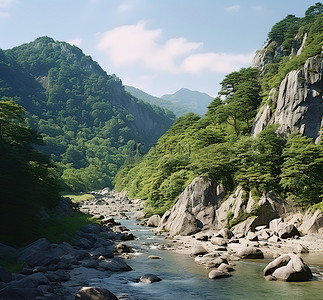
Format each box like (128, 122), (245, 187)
(0, 0), (318, 97)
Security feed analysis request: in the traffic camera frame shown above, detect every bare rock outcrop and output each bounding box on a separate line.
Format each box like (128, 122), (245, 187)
(251, 54), (323, 142)
(299, 209), (323, 234)
(160, 177), (223, 236)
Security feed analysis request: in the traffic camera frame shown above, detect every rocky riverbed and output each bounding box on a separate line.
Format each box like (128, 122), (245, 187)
(0, 189), (145, 299)
(1, 187), (323, 299)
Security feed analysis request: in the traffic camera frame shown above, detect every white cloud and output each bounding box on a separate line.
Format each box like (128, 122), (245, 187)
(225, 5), (240, 13)
(117, 3), (133, 13)
(181, 52), (254, 74)
(251, 5), (263, 11)
(96, 21), (202, 73)
(0, 0), (13, 8)
(68, 38), (82, 47)
(0, 11), (9, 17)
(96, 21), (253, 76)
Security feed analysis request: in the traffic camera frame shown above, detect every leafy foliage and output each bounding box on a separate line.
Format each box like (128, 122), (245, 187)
(0, 99), (61, 246)
(0, 37), (175, 192)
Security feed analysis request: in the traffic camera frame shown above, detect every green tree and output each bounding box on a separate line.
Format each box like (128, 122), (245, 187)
(280, 134), (323, 205)
(0, 99), (61, 245)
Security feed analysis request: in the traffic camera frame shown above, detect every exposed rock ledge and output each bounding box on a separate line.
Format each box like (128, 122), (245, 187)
(251, 54), (323, 143)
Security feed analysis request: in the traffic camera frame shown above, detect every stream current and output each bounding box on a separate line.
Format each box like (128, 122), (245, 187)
(89, 217), (323, 300)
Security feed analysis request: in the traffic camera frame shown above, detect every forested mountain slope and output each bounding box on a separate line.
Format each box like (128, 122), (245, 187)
(0, 37), (175, 192)
(115, 3), (323, 216)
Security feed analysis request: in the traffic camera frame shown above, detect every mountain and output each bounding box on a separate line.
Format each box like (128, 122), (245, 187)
(161, 88), (214, 116)
(125, 85), (191, 117)
(115, 4), (323, 217)
(0, 36), (175, 192)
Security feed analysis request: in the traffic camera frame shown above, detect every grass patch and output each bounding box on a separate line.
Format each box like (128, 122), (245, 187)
(0, 255), (24, 273)
(37, 211), (98, 244)
(311, 201), (323, 213)
(63, 193), (95, 203)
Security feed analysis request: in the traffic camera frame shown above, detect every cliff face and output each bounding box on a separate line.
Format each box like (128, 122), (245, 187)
(252, 54), (323, 142)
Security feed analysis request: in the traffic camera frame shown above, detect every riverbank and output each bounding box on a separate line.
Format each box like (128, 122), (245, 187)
(2, 188), (322, 299)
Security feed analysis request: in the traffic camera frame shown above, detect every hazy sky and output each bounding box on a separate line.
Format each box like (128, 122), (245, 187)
(0, 0), (317, 97)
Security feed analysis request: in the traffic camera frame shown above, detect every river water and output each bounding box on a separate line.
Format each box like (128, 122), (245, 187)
(90, 218), (323, 300)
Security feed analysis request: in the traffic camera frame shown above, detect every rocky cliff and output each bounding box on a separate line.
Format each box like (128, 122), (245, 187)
(252, 53), (323, 142)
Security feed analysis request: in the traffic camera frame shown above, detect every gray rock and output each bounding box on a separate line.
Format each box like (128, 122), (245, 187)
(80, 223), (103, 234)
(75, 286), (118, 300)
(91, 246), (115, 258)
(147, 214), (161, 227)
(217, 263), (235, 272)
(299, 209), (323, 234)
(98, 257), (132, 271)
(115, 243), (133, 254)
(82, 259), (99, 268)
(118, 231), (135, 241)
(17, 238), (63, 267)
(268, 234), (281, 243)
(5, 272), (50, 288)
(215, 228), (233, 240)
(0, 288), (44, 299)
(279, 225), (300, 239)
(269, 217), (284, 233)
(208, 270), (232, 279)
(140, 274), (162, 283)
(296, 244), (309, 254)
(195, 254), (227, 268)
(0, 266), (12, 283)
(211, 237), (227, 246)
(264, 254), (291, 276)
(191, 245), (207, 256)
(45, 270), (70, 283)
(55, 197), (74, 218)
(237, 246), (264, 259)
(73, 237), (92, 250)
(247, 232), (258, 241)
(162, 177), (223, 236)
(264, 253), (312, 281)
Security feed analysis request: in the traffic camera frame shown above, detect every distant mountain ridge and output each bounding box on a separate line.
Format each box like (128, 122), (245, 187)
(125, 85), (191, 117)
(161, 88), (214, 115)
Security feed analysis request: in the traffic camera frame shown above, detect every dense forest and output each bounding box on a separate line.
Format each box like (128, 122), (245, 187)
(0, 37), (175, 192)
(115, 3), (323, 216)
(0, 99), (61, 245)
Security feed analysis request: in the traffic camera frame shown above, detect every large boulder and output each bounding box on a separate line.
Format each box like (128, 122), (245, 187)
(17, 238), (67, 267)
(162, 177), (223, 236)
(147, 214), (161, 227)
(264, 253), (312, 281)
(236, 246), (264, 259)
(75, 287), (118, 300)
(299, 209), (323, 234)
(279, 225), (300, 239)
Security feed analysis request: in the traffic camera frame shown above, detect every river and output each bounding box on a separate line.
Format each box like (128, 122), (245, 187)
(89, 217), (323, 300)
